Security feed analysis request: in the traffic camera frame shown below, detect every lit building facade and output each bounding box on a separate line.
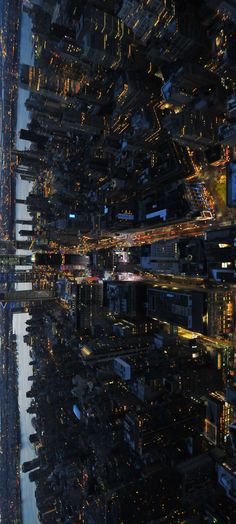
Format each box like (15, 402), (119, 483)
(204, 392), (233, 447)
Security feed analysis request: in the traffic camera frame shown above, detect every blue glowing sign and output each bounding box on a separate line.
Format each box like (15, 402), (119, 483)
(117, 213), (134, 220)
(146, 209), (167, 220)
(73, 404), (81, 420)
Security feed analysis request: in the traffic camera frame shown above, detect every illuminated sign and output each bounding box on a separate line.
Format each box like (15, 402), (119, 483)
(146, 209), (167, 220)
(116, 213), (134, 220)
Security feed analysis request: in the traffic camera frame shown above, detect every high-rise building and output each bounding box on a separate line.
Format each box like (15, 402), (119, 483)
(76, 280), (103, 332)
(118, 0), (175, 44)
(148, 8), (205, 64)
(227, 163), (236, 208)
(219, 124), (236, 147)
(141, 239), (180, 274)
(147, 286), (208, 334)
(106, 281), (147, 318)
(0, 289), (55, 304)
(217, 459), (236, 503)
(205, 226), (236, 282)
(0, 253), (32, 267)
(76, 4), (135, 70)
(206, 0), (236, 23)
(147, 283), (235, 338)
(204, 392), (233, 447)
(20, 64), (110, 108)
(163, 109), (218, 150)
